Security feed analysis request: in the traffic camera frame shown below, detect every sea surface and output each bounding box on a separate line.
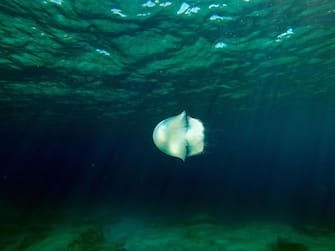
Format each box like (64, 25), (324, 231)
(1, 0), (335, 250)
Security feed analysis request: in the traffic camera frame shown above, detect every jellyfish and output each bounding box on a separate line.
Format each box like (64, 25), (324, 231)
(152, 111), (205, 161)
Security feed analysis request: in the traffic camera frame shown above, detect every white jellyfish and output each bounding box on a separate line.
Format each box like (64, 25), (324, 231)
(152, 111), (205, 161)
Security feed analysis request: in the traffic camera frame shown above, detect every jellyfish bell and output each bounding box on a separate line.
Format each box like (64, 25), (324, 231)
(152, 111), (205, 161)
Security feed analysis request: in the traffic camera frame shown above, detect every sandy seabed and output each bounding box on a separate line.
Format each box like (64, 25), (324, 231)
(1, 206), (334, 251)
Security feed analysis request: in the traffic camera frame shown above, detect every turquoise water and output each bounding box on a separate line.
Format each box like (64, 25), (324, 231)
(0, 0), (335, 250)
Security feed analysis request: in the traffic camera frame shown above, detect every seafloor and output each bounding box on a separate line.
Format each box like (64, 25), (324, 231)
(1, 206), (334, 251)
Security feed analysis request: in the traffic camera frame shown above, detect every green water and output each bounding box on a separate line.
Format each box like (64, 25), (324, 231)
(1, 0), (335, 125)
(1, 0), (335, 250)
